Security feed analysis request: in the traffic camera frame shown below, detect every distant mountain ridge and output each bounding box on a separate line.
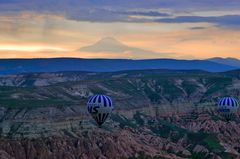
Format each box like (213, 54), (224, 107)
(0, 58), (238, 75)
(208, 57), (240, 68)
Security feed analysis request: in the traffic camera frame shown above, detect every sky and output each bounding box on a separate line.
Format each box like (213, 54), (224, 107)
(0, 0), (240, 59)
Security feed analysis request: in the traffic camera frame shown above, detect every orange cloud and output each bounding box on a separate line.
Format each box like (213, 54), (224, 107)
(118, 26), (240, 59)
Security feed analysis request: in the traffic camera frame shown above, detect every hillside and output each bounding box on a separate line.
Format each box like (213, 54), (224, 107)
(0, 69), (238, 108)
(208, 57), (240, 68)
(0, 58), (237, 75)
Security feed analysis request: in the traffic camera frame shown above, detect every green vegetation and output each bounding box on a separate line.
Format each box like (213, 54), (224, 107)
(149, 119), (187, 141)
(220, 152), (238, 159)
(204, 135), (223, 152)
(0, 85), (78, 108)
(128, 151), (166, 159)
(0, 99), (74, 108)
(112, 111), (224, 155)
(133, 111), (145, 126)
(7, 123), (23, 138)
(204, 77), (232, 95)
(128, 112), (224, 155)
(188, 132), (224, 152)
(158, 80), (183, 101)
(182, 81), (199, 95)
(143, 85), (161, 103)
(191, 153), (207, 159)
(102, 79), (144, 97)
(111, 114), (138, 128)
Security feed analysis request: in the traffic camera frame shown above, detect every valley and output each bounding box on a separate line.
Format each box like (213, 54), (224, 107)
(0, 69), (240, 158)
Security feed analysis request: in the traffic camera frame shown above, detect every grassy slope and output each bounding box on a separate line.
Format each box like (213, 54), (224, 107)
(0, 69), (237, 108)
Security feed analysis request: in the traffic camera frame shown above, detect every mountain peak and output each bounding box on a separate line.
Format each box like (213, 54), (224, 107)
(94, 37), (125, 46)
(79, 37), (128, 53)
(100, 37), (120, 42)
(78, 37), (172, 59)
(209, 57), (239, 60)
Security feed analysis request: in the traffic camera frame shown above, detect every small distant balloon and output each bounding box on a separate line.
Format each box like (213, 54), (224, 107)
(87, 94), (113, 126)
(218, 97), (239, 121)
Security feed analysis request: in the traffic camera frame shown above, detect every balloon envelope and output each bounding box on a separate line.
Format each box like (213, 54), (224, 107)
(87, 94), (113, 126)
(218, 97), (239, 120)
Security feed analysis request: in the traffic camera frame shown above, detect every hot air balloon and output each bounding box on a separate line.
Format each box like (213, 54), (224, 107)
(87, 94), (113, 126)
(218, 97), (239, 121)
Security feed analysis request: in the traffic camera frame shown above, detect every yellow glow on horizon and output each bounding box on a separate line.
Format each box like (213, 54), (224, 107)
(0, 45), (67, 52)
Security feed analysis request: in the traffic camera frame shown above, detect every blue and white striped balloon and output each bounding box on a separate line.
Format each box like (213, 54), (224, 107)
(218, 97), (239, 120)
(87, 94), (113, 126)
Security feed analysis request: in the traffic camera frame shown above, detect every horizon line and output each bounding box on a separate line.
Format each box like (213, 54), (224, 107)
(0, 57), (237, 60)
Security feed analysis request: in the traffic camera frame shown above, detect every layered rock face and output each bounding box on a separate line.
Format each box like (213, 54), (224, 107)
(0, 129), (188, 159)
(0, 108), (240, 159)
